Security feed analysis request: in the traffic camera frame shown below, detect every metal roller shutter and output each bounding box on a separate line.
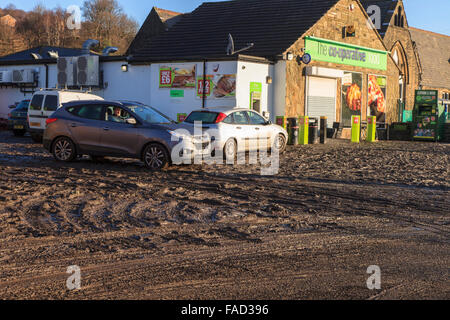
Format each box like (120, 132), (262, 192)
(306, 77), (337, 128)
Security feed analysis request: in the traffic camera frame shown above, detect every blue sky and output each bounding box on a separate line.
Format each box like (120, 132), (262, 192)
(4, 0), (450, 36)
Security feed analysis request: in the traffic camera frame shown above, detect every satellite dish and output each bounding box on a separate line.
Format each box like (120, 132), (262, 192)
(227, 34), (235, 56)
(226, 33), (255, 56)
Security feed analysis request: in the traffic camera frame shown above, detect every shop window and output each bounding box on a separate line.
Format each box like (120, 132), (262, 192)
(341, 72), (363, 127)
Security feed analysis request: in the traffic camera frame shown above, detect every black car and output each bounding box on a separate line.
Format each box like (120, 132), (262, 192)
(7, 100), (30, 136)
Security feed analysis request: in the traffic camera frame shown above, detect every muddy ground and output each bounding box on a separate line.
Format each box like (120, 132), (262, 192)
(0, 130), (448, 300)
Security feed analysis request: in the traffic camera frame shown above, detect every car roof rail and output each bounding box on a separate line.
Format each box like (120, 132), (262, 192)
(38, 87), (93, 93)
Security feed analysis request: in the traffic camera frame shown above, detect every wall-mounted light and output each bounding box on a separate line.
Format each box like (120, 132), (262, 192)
(121, 64), (129, 72)
(266, 76), (273, 84)
(286, 52), (294, 61)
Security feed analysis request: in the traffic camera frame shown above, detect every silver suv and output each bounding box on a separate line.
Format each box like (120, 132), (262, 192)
(43, 100), (189, 170)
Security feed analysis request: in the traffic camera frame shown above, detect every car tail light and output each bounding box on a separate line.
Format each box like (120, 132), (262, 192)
(46, 118), (58, 126)
(215, 112), (227, 123)
(8, 113), (11, 118)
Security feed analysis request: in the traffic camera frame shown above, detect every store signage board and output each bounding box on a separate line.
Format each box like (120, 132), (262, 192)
(305, 36), (388, 70)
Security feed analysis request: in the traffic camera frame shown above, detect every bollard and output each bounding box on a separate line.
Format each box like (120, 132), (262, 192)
(276, 116), (287, 130)
(309, 118), (319, 144)
(351, 115), (361, 143)
(366, 116), (376, 142)
(320, 117), (327, 144)
(287, 118), (299, 145)
(298, 116), (309, 145)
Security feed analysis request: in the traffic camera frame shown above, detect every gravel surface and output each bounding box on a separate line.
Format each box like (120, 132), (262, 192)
(0, 130), (448, 300)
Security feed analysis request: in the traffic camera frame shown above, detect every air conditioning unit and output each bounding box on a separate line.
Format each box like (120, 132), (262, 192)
(76, 55), (99, 86)
(12, 69), (35, 84)
(57, 57), (76, 87)
(0, 71), (13, 83)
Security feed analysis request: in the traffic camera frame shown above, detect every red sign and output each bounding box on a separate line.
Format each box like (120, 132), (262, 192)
(368, 117), (373, 124)
(197, 78), (211, 96)
(353, 117), (360, 124)
(160, 69), (172, 86)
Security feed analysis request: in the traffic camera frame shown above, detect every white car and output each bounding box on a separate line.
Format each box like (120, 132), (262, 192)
(182, 108), (288, 161)
(28, 89), (103, 142)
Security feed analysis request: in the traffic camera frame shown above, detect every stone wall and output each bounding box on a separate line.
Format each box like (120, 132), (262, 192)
(283, 0), (400, 124)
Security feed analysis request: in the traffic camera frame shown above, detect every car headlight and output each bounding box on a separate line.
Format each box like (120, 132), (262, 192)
(167, 130), (190, 141)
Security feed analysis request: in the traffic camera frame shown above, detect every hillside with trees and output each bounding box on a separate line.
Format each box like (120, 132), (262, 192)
(0, 0), (138, 57)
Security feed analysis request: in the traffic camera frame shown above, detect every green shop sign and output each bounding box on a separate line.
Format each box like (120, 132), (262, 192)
(305, 36), (388, 70)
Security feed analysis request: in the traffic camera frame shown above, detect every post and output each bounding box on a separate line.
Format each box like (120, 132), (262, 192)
(320, 116), (327, 144)
(298, 116), (309, 145)
(351, 115), (361, 143)
(366, 116), (376, 142)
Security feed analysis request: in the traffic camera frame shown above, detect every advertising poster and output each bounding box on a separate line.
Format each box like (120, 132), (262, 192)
(196, 74), (236, 99)
(212, 74), (236, 98)
(341, 72), (362, 127)
(159, 64), (196, 89)
(368, 75), (387, 123)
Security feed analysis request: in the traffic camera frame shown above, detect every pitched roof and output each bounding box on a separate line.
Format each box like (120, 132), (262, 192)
(126, 7), (184, 55)
(409, 27), (450, 89)
(359, 0), (398, 38)
(0, 46), (98, 62)
(132, 0), (340, 61)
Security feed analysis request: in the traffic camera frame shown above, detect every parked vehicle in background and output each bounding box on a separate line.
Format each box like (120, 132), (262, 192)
(183, 108), (288, 161)
(28, 89), (103, 143)
(7, 100), (30, 136)
(43, 100), (198, 170)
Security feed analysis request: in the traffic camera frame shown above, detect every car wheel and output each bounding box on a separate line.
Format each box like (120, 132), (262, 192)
(224, 139), (237, 163)
(273, 134), (287, 153)
(52, 137), (77, 162)
(31, 134), (43, 143)
(13, 130), (26, 137)
(143, 144), (169, 170)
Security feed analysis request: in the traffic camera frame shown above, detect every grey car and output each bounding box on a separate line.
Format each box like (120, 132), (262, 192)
(43, 100), (194, 170)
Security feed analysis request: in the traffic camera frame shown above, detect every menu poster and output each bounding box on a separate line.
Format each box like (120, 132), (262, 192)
(159, 64), (196, 89)
(368, 75), (387, 123)
(341, 72), (362, 127)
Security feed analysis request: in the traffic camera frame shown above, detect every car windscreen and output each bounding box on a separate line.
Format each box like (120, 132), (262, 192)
(185, 111), (219, 124)
(16, 101), (30, 110)
(124, 105), (173, 124)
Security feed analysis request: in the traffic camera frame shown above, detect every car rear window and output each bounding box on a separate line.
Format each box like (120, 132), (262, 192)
(185, 111), (219, 124)
(30, 95), (44, 111)
(67, 105), (104, 121)
(43, 95), (58, 111)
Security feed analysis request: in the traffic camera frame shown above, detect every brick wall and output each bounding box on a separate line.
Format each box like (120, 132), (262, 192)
(283, 0), (400, 124)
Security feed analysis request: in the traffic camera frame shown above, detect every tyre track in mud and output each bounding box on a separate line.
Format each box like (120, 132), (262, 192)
(0, 132), (449, 299)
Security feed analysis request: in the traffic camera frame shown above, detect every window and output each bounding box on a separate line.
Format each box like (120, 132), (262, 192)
(67, 105), (104, 120)
(185, 111), (220, 124)
(247, 111), (266, 125)
(223, 114), (234, 124)
(105, 106), (132, 123)
(233, 111), (249, 125)
(30, 95), (44, 111)
(43, 95), (58, 111)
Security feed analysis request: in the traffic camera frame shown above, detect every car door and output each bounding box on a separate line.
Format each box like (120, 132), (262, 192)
(28, 94), (45, 131)
(99, 105), (142, 156)
(66, 104), (104, 153)
(230, 111), (252, 151)
(247, 111), (270, 151)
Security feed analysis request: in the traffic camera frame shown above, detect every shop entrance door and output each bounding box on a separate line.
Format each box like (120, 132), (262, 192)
(306, 76), (336, 128)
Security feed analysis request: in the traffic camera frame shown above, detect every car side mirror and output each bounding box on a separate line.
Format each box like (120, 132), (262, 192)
(265, 120), (272, 125)
(126, 118), (137, 125)
(8, 105), (16, 109)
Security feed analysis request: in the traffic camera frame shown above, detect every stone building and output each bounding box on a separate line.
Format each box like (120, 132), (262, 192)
(130, 0), (401, 131)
